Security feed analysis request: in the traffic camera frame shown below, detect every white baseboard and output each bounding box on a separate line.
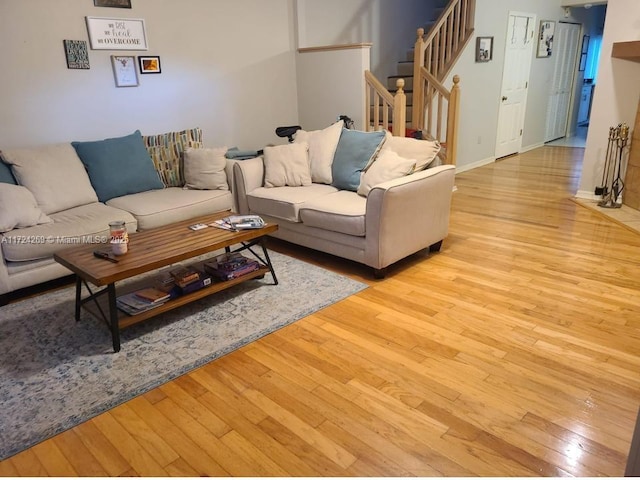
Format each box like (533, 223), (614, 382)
(521, 142), (545, 153)
(575, 190), (600, 201)
(456, 156), (495, 174)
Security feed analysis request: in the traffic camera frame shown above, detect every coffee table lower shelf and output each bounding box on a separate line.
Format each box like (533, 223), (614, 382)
(78, 265), (273, 352)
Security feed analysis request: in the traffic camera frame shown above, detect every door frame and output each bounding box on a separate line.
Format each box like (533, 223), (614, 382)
(494, 11), (536, 159)
(544, 21), (582, 143)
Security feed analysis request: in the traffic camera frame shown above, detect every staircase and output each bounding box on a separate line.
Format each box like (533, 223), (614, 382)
(386, 0), (450, 130)
(364, 0), (474, 165)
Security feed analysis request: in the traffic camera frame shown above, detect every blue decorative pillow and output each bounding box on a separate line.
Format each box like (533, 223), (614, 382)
(0, 159), (17, 185)
(72, 130), (164, 202)
(331, 129), (386, 191)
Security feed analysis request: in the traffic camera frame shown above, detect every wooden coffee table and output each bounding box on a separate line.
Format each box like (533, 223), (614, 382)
(54, 212), (278, 352)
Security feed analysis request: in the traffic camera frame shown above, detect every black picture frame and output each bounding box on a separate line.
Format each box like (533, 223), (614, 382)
(138, 55), (161, 74)
(475, 36), (493, 62)
(63, 40), (90, 69)
(94, 0), (132, 8)
(581, 35), (590, 54)
(579, 53), (587, 71)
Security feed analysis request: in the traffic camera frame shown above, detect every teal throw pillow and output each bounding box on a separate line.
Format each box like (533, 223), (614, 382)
(331, 129), (386, 191)
(72, 130), (164, 202)
(0, 159), (17, 185)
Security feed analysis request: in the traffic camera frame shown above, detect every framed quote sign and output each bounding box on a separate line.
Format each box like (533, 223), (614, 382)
(85, 17), (148, 50)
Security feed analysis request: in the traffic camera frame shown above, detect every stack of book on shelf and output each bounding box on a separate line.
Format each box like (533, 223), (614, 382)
(116, 287), (171, 316)
(203, 252), (260, 281)
(169, 265), (212, 294)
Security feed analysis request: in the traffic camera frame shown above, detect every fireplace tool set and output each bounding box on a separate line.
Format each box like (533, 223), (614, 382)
(596, 123), (630, 208)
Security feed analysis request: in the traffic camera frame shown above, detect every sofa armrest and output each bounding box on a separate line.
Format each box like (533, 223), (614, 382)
(231, 156), (265, 214)
(364, 164), (456, 269)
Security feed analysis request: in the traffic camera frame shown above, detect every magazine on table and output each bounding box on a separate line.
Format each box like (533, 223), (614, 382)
(224, 215), (265, 230)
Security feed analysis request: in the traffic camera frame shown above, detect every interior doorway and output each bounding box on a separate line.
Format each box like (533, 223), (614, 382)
(544, 22), (581, 143)
(547, 4), (607, 148)
(495, 11), (536, 159)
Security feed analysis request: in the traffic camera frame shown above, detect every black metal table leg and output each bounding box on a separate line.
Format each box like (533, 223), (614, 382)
(260, 239), (278, 285)
(74, 276), (82, 322)
(107, 283), (120, 352)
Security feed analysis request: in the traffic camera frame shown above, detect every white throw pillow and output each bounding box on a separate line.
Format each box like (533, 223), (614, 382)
(380, 131), (441, 171)
(0, 184), (53, 232)
(293, 120), (343, 184)
(183, 146), (229, 190)
(0, 143), (98, 214)
(357, 149), (416, 197)
(263, 143), (312, 188)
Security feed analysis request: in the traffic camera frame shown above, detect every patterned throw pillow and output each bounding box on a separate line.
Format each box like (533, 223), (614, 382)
(142, 127), (203, 187)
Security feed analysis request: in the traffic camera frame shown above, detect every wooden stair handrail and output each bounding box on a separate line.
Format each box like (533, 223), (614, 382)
(413, 0), (474, 129)
(364, 70), (406, 137)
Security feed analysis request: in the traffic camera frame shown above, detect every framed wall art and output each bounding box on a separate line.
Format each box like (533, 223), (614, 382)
(111, 55), (138, 87)
(86, 16), (148, 50)
(63, 40), (90, 69)
(138, 55), (161, 74)
(579, 35), (590, 71)
(537, 20), (555, 58)
(475, 36), (493, 62)
(94, 0), (131, 7)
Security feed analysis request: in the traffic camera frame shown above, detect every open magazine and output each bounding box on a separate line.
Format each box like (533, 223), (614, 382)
(212, 215), (265, 231)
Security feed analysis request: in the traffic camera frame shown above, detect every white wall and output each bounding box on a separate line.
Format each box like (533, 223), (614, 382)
(0, 0), (298, 150)
(296, 46), (371, 131)
(296, 0), (439, 82)
(577, 0), (640, 198)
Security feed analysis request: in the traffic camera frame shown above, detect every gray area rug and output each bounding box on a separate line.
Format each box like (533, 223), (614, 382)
(0, 251), (367, 461)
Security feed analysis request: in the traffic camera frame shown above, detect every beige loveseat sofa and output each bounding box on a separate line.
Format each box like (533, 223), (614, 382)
(0, 128), (233, 302)
(232, 122), (456, 277)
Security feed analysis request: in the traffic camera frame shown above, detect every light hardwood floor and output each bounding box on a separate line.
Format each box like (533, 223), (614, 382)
(2, 145), (639, 476)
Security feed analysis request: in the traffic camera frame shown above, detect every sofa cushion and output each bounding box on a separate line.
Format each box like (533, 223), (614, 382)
(293, 120), (343, 184)
(331, 129), (386, 192)
(143, 127), (203, 187)
(0, 143), (99, 214)
(106, 187), (232, 231)
(1, 203), (136, 262)
(263, 143), (311, 188)
(381, 130), (441, 171)
(0, 184), (52, 232)
(357, 149), (416, 197)
(247, 184), (338, 222)
(72, 130), (164, 203)
(0, 161), (17, 184)
(299, 191), (367, 236)
(183, 146), (229, 190)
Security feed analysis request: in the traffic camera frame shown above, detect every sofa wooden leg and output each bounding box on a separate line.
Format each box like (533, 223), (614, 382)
(373, 267), (387, 279)
(429, 240), (443, 253)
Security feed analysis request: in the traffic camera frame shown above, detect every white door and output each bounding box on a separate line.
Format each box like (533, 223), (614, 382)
(495, 12), (536, 159)
(544, 22), (581, 142)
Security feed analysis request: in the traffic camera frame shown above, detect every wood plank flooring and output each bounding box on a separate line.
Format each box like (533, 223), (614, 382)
(2, 145), (639, 476)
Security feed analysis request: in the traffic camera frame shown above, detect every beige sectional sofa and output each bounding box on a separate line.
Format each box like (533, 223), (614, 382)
(0, 128), (233, 302)
(232, 122), (456, 277)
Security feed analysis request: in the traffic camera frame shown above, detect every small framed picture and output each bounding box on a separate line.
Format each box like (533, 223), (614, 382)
(63, 40), (90, 69)
(94, 0), (132, 8)
(475, 36), (493, 62)
(537, 20), (555, 58)
(111, 55), (138, 87)
(138, 55), (161, 74)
